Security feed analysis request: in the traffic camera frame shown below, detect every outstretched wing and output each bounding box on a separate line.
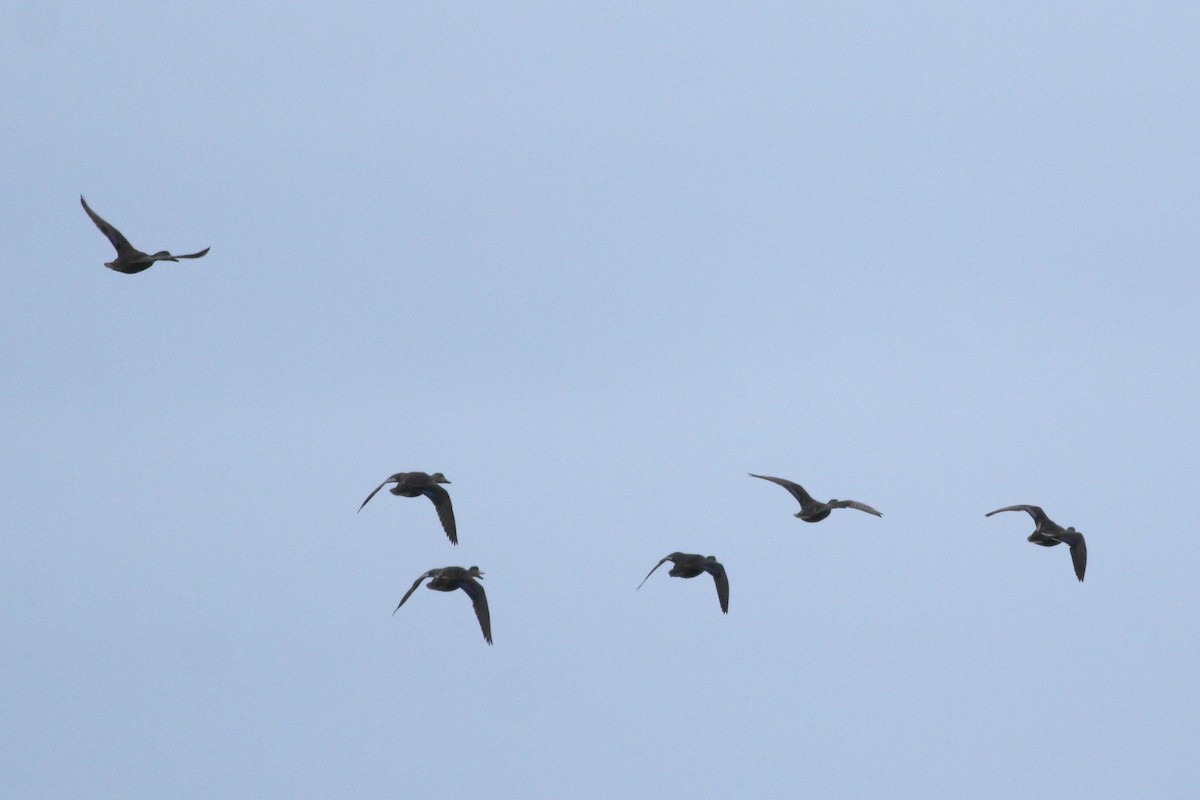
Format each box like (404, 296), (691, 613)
(421, 484), (457, 545)
(80, 195), (136, 256)
(636, 555), (673, 590)
(832, 499), (883, 517)
(358, 475), (399, 512)
(749, 473), (816, 508)
(985, 504), (1047, 525)
(393, 571), (435, 614)
(1051, 531), (1087, 582)
(172, 247), (210, 259)
(703, 561), (729, 614)
(458, 578), (492, 644)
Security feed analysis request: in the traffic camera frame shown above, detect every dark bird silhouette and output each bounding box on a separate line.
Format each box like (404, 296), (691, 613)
(80, 195), (209, 273)
(358, 471), (456, 545)
(749, 473), (882, 522)
(637, 552), (729, 614)
(985, 504), (1087, 582)
(394, 566), (491, 644)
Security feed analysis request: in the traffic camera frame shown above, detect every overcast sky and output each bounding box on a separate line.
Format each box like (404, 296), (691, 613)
(2, 2), (1198, 798)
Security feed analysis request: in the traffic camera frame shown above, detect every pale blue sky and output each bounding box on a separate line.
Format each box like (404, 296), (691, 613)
(3, 2), (1198, 797)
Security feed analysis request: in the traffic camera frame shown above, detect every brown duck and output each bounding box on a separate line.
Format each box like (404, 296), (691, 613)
(358, 471), (456, 545)
(81, 195), (209, 274)
(749, 473), (882, 522)
(637, 553), (729, 614)
(394, 566), (491, 644)
(985, 504), (1087, 582)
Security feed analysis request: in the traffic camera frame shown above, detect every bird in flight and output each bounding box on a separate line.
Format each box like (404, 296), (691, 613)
(80, 195), (209, 274)
(358, 471), (457, 545)
(985, 504), (1087, 582)
(749, 473), (882, 522)
(637, 552), (729, 614)
(394, 566), (491, 644)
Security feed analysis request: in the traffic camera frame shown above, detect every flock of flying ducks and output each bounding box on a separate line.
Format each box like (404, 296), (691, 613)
(82, 198), (1090, 646)
(349, 467), (1087, 645)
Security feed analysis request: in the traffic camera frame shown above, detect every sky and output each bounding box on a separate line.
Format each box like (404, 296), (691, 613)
(2, 2), (1198, 797)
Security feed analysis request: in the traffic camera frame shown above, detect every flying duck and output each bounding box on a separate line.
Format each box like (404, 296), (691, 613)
(394, 566), (491, 644)
(749, 473), (882, 522)
(359, 471), (456, 545)
(81, 195), (209, 274)
(637, 552), (729, 614)
(985, 504), (1087, 582)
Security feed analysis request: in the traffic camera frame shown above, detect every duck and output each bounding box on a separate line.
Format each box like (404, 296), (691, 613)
(637, 552), (728, 614)
(358, 471), (456, 545)
(985, 504), (1087, 582)
(394, 566), (491, 644)
(749, 473), (882, 522)
(80, 195), (209, 274)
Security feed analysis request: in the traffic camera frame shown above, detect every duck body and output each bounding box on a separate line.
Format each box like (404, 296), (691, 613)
(796, 506), (833, 523)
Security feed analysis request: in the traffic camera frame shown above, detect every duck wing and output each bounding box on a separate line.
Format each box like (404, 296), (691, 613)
(172, 247), (210, 259)
(1051, 530), (1087, 582)
(749, 473), (817, 510)
(458, 578), (492, 644)
(702, 560), (729, 614)
(420, 484), (457, 545)
(358, 474), (400, 512)
(636, 555), (674, 590)
(80, 195), (136, 256)
(985, 504), (1048, 524)
(986, 504), (1067, 534)
(393, 570), (436, 614)
(832, 499), (883, 517)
